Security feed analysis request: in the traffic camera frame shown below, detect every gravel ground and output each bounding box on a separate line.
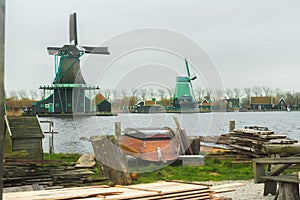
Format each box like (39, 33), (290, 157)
(202, 179), (275, 200)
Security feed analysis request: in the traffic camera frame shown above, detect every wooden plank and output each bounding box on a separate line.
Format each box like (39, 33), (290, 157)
(261, 174), (300, 183)
(91, 135), (131, 185)
(210, 183), (246, 190)
(253, 157), (300, 164)
(233, 128), (274, 135)
(173, 116), (193, 155)
(266, 138), (298, 144)
(120, 181), (209, 194)
(104, 188), (158, 200)
(3, 187), (121, 200)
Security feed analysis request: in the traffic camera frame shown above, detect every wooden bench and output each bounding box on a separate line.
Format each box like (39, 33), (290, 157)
(253, 157), (300, 196)
(262, 175), (300, 200)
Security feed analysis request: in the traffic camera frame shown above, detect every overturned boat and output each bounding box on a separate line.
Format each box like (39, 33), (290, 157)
(119, 127), (180, 162)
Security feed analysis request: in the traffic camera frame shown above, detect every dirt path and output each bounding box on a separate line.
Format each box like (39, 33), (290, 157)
(202, 179), (275, 200)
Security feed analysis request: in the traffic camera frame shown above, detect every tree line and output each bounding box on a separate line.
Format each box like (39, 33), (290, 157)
(6, 86), (300, 108)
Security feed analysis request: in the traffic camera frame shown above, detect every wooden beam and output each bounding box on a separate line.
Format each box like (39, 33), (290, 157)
(253, 157), (300, 164)
(0, 0), (5, 199)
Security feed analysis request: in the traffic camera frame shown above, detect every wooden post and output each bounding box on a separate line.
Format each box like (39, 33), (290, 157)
(173, 116), (193, 155)
(0, 0), (5, 199)
(49, 121), (54, 155)
(229, 120), (235, 132)
(90, 135), (131, 185)
(40, 120), (58, 155)
(115, 122), (121, 138)
(189, 137), (201, 155)
(276, 182), (300, 200)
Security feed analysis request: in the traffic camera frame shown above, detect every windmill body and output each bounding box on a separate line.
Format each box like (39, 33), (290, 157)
(172, 58), (197, 110)
(32, 13), (109, 115)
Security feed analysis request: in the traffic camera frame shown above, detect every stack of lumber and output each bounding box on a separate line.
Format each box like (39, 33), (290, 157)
(3, 181), (241, 200)
(3, 159), (107, 188)
(217, 126), (298, 158)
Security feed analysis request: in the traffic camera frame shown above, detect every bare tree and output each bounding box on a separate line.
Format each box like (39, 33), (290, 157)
(233, 88), (241, 98)
(214, 89), (224, 101)
(204, 88), (212, 100)
(158, 89), (166, 99)
(18, 89), (28, 100)
(149, 88), (155, 98)
(244, 87), (252, 99)
(225, 88), (233, 98)
(9, 89), (18, 100)
(262, 86), (271, 96)
(167, 88), (174, 98)
(29, 89), (38, 100)
(252, 86), (262, 96)
(103, 89), (111, 100)
(112, 89), (119, 101)
(121, 89), (127, 98)
(140, 88), (147, 100)
(195, 87), (204, 101)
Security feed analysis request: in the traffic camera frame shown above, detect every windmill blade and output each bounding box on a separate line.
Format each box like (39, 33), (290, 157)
(69, 13), (78, 45)
(190, 76), (197, 81)
(190, 81), (196, 101)
(185, 57), (191, 77)
(47, 47), (61, 55)
(82, 46), (110, 54)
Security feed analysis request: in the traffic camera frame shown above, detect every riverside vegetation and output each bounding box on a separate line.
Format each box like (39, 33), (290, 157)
(44, 153), (254, 184)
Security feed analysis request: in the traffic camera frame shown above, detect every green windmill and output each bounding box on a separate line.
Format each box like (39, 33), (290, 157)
(32, 13), (110, 115)
(172, 58), (197, 110)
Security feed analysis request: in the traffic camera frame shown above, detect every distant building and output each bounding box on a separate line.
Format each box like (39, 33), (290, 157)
(6, 100), (38, 114)
(250, 96), (273, 110)
(97, 100), (112, 113)
(224, 98), (240, 111)
(199, 99), (216, 111)
(93, 93), (112, 113)
(273, 97), (287, 110)
(133, 99), (163, 113)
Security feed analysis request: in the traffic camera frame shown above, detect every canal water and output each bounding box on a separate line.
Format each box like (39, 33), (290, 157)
(39, 111), (300, 154)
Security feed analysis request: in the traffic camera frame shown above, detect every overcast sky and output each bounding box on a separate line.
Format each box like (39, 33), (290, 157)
(5, 0), (300, 95)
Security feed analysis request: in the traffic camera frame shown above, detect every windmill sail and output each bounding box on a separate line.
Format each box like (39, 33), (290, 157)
(69, 13), (78, 45)
(82, 46), (110, 54)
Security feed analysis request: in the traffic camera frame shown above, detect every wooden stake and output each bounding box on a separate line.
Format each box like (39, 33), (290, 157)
(115, 122), (121, 138)
(229, 120), (235, 132)
(0, 0), (5, 199)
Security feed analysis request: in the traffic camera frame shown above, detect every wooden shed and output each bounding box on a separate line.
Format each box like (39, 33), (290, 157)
(250, 96), (273, 110)
(96, 100), (111, 113)
(8, 116), (44, 160)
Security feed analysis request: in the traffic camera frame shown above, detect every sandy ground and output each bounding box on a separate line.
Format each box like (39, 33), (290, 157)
(202, 179), (275, 200)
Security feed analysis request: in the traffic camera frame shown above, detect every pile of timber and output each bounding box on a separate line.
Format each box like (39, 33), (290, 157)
(3, 181), (243, 200)
(3, 159), (107, 189)
(216, 126), (298, 158)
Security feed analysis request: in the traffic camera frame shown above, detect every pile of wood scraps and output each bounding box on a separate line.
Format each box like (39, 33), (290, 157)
(3, 158), (107, 189)
(3, 181), (244, 200)
(216, 126), (298, 158)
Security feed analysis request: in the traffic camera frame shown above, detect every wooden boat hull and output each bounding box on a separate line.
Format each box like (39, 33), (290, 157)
(119, 128), (180, 162)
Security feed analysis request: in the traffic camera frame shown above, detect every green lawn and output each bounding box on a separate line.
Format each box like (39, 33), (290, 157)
(134, 158), (253, 184)
(43, 153), (254, 184)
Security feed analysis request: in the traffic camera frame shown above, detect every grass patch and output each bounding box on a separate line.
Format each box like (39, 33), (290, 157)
(44, 153), (81, 163)
(134, 158), (253, 184)
(42, 154), (253, 184)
